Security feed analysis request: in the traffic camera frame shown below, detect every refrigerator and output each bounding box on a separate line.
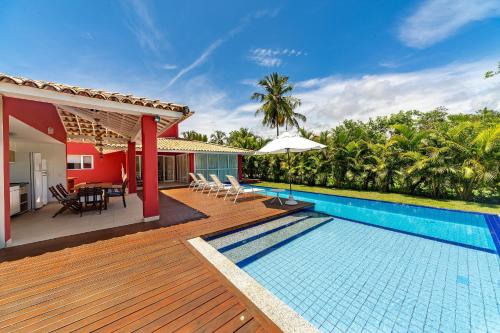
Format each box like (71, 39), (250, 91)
(29, 152), (48, 209)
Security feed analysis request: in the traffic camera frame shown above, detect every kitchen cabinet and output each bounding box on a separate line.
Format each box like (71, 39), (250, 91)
(10, 185), (20, 216)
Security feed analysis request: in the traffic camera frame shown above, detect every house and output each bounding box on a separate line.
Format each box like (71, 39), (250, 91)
(0, 73), (251, 248)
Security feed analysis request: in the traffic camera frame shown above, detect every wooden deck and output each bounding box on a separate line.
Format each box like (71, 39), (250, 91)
(0, 188), (312, 332)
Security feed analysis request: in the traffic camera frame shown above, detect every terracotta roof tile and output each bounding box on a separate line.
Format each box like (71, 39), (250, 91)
(106, 138), (252, 154)
(0, 73), (189, 113)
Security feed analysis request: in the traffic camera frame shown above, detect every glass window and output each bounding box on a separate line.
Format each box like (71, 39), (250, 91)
(194, 153), (239, 182)
(67, 155), (93, 170)
(208, 154), (218, 170)
(67, 155), (81, 170)
(228, 155), (237, 169)
(136, 156), (142, 180)
(195, 154), (207, 170)
(82, 156), (93, 169)
(218, 155), (227, 169)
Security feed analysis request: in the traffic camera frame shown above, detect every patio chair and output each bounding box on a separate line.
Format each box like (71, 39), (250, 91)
(78, 187), (104, 216)
(224, 175), (265, 203)
(208, 174), (232, 197)
(189, 173), (202, 190)
(56, 183), (70, 197)
(49, 186), (82, 218)
(106, 178), (128, 208)
(196, 173), (215, 192)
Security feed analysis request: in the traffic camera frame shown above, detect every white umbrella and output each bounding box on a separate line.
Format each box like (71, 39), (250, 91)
(256, 132), (326, 205)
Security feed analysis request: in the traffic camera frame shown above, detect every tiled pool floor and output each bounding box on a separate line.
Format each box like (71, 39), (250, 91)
(209, 213), (500, 333)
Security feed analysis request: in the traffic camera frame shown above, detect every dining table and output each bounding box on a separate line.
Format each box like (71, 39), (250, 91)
(73, 182), (122, 210)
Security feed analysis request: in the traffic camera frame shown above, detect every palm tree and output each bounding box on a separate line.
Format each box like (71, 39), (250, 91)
(181, 131), (208, 142)
(251, 73), (305, 137)
(209, 130), (227, 145)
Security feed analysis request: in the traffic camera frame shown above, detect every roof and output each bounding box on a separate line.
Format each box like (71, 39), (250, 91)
(0, 73), (189, 113)
(106, 138), (253, 154)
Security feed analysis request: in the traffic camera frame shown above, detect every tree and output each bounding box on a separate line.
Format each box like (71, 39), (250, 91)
(251, 72), (304, 137)
(209, 130), (227, 145)
(485, 61), (500, 78)
(227, 108), (499, 203)
(181, 131), (207, 142)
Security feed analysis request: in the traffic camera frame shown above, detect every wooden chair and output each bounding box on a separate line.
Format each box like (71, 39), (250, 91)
(107, 178), (128, 208)
(78, 187), (104, 216)
(49, 186), (81, 218)
(56, 183), (71, 197)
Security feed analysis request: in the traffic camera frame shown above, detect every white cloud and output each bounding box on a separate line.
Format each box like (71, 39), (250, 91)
(121, 0), (167, 52)
(293, 59), (500, 132)
(249, 48), (305, 67)
(166, 9), (280, 88)
(161, 64), (177, 70)
(183, 59), (500, 137)
(399, 0), (500, 48)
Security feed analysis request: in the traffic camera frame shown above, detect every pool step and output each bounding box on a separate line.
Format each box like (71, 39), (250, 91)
(209, 211), (325, 250)
(220, 215), (333, 265)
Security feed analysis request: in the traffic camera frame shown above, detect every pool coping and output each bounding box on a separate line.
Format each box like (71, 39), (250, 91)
(188, 237), (319, 333)
(253, 185), (500, 217)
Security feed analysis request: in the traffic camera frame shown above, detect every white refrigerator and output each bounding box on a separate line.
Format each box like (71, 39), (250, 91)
(30, 152), (48, 209)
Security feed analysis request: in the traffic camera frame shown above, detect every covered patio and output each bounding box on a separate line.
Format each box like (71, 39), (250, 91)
(8, 195), (143, 247)
(0, 73), (191, 248)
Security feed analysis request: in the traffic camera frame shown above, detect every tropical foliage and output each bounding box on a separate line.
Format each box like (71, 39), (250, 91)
(181, 130), (208, 142)
(251, 72), (305, 136)
(206, 108), (500, 203)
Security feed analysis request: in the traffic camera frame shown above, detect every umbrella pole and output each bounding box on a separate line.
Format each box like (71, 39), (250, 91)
(285, 148), (297, 205)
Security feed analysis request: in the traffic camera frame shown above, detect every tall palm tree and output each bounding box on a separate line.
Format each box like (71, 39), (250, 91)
(209, 130), (227, 145)
(251, 73), (305, 137)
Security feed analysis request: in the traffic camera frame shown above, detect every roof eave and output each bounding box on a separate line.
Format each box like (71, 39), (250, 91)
(0, 82), (186, 119)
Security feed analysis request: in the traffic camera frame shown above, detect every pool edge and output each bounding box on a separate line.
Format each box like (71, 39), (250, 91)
(188, 237), (319, 333)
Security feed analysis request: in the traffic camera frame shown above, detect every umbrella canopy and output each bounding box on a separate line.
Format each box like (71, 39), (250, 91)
(256, 131), (326, 154)
(256, 132), (326, 205)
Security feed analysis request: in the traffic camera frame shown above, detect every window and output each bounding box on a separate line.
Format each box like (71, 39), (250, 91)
(67, 155), (93, 170)
(194, 153), (238, 182)
(136, 156), (142, 180)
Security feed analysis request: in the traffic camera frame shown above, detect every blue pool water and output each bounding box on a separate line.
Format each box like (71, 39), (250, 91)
(208, 188), (500, 333)
(255, 187), (498, 253)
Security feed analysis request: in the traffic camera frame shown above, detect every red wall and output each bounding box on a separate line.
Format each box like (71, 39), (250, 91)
(4, 97), (67, 143)
(66, 142), (126, 185)
(159, 123), (179, 138)
(238, 155), (243, 180)
(3, 100), (10, 242)
(3, 97), (68, 242)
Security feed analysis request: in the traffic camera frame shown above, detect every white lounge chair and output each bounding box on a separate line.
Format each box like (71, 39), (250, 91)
(189, 173), (202, 190)
(224, 175), (265, 203)
(208, 174), (232, 197)
(196, 173), (215, 192)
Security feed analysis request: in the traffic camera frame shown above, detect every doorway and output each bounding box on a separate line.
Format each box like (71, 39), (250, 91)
(158, 155), (175, 182)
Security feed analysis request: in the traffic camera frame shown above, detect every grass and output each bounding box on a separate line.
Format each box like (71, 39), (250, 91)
(257, 181), (500, 215)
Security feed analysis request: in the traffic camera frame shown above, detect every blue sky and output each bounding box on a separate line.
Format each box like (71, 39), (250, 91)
(1, 0), (499, 135)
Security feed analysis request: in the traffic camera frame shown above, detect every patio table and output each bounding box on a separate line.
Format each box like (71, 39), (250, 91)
(74, 183), (122, 210)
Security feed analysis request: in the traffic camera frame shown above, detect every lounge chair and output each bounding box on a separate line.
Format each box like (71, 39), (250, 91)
(49, 186), (81, 218)
(196, 173), (214, 192)
(224, 175), (265, 203)
(189, 173), (202, 190)
(208, 174), (232, 197)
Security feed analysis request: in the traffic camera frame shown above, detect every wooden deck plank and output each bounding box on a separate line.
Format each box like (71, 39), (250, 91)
(0, 188), (309, 332)
(1, 262), (203, 330)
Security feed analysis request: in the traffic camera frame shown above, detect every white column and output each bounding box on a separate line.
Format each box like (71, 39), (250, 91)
(0, 95), (5, 248)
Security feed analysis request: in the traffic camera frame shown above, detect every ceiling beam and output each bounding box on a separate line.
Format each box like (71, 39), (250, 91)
(58, 105), (131, 139)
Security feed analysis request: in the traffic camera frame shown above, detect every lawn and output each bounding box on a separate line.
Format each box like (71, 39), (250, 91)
(257, 181), (500, 215)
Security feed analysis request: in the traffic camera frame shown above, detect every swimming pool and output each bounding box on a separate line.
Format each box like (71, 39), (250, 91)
(207, 188), (500, 333)
(254, 186), (499, 253)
